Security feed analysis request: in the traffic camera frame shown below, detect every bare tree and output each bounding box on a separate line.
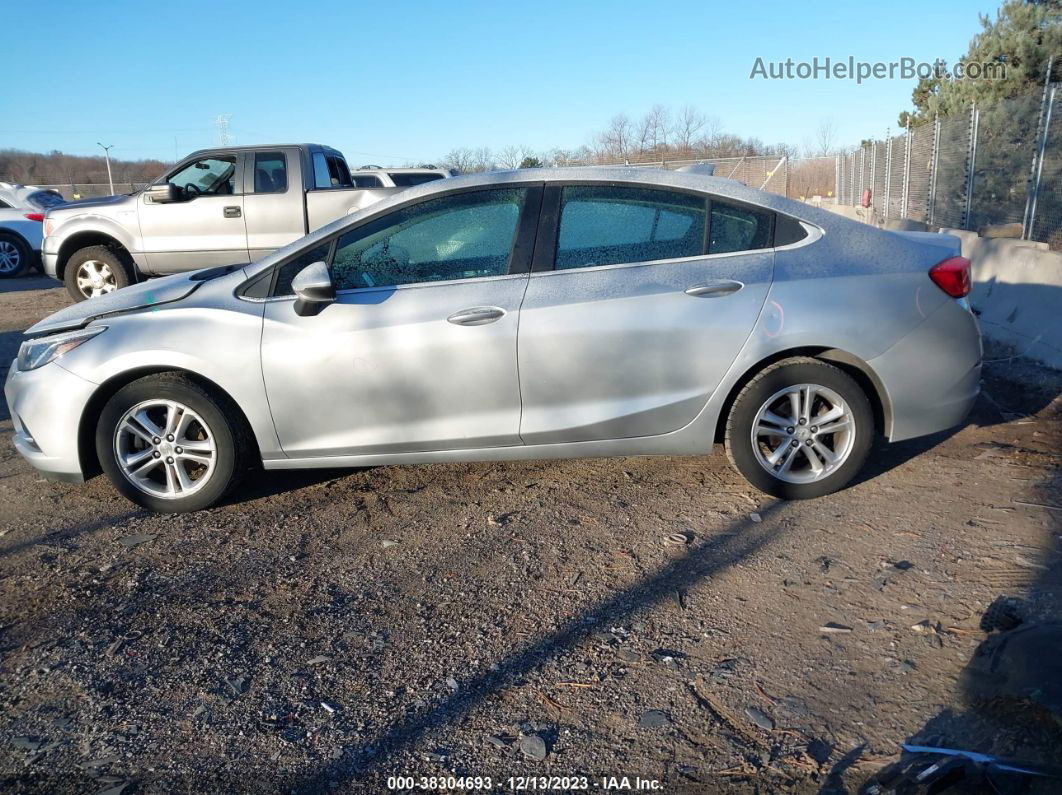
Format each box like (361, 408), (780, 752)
(633, 104), (670, 159)
(813, 118), (837, 157)
(672, 105), (709, 154)
(442, 147), (495, 174)
(496, 145), (536, 170)
(597, 114), (633, 162)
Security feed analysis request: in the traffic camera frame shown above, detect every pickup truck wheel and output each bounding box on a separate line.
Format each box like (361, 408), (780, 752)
(64, 245), (131, 302)
(0, 233), (31, 279)
(96, 374), (251, 513)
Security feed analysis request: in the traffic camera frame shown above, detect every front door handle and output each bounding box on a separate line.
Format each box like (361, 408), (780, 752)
(447, 306), (506, 326)
(223, 206), (242, 218)
(685, 280), (743, 298)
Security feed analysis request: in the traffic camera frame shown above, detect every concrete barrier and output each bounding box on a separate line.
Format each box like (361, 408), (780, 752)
(941, 229), (1062, 370)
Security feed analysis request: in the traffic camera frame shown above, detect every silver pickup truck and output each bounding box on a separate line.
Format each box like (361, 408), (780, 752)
(42, 144), (410, 301)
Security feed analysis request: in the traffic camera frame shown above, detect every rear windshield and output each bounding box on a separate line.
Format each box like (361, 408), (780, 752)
(28, 190), (66, 209)
(388, 172), (445, 187)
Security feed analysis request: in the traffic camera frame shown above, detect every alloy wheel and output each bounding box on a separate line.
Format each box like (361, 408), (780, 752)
(0, 240), (22, 273)
(750, 383), (856, 484)
(113, 400), (217, 499)
(76, 259), (118, 298)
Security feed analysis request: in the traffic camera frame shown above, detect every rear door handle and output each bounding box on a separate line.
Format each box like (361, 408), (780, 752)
(223, 206), (242, 218)
(447, 306), (506, 326)
(685, 280), (743, 297)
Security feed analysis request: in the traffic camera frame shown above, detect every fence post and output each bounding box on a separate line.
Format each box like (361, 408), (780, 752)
(849, 152), (855, 204)
(870, 142), (877, 206)
(883, 135), (892, 220)
(1027, 85), (1056, 241)
(928, 115), (940, 227)
(901, 120), (912, 218)
(834, 156), (841, 203)
(1023, 55), (1055, 239)
(962, 103), (979, 229)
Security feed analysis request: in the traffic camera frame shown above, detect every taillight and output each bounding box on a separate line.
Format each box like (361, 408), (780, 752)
(23, 212), (44, 222)
(929, 256), (971, 298)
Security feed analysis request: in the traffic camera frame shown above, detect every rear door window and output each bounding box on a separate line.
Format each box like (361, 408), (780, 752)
(554, 185), (706, 269)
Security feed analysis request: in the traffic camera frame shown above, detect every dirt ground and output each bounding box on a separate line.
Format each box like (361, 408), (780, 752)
(0, 276), (1060, 794)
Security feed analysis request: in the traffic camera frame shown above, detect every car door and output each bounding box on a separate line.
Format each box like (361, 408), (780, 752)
(517, 183), (775, 444)
(242, 148), (307, 260)
(137, 151), (249, 273)
(260, 184), (541, 458)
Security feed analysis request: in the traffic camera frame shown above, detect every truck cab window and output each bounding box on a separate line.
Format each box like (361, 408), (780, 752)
(167, 156), (237, 200)
(254, 152), (287, 193)
(313, 152), (352, 189)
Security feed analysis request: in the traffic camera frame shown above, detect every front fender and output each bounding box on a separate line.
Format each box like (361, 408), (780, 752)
(56, 304), (282, 459)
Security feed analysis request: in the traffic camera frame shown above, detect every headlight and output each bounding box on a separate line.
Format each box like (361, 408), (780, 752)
(17, 326), (107, 371)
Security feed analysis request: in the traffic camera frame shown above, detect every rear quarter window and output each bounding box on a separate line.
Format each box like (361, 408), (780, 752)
(708, 200), (773, 254)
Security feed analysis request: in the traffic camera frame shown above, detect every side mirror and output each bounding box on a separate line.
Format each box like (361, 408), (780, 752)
(145, 183), (177, 204)
(292, 261), (335, 317)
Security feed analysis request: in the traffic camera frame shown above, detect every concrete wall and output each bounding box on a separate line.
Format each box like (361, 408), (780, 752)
(940, 229), (1062, 370)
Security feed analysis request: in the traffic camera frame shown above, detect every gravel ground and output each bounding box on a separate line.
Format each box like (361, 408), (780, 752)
(0, 276), (1060, 794)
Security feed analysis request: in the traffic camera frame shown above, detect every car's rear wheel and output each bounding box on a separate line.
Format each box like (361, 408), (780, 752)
(64, 245), (132, 301)
(725, 357), (874, 499)
(96, 374), (250, 513)
(0, 233), (31, 279)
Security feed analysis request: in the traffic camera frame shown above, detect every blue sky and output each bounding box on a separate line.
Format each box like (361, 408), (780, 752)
(3, 0), (996, 164)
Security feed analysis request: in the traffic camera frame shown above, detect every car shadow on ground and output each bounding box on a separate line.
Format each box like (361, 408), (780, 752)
(286, 502), (790, 791)
(0, 274), (59, 294)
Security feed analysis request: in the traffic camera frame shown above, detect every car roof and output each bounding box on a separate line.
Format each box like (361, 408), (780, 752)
(390, 166), (836, 222)
(182, 144), (342, 158)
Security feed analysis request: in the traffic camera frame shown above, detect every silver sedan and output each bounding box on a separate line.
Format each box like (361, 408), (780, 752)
(5, 168), (981, 512)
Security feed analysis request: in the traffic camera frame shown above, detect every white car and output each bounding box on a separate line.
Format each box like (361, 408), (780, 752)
(349, 165), (454, 188)
(0, 183), (66, 278)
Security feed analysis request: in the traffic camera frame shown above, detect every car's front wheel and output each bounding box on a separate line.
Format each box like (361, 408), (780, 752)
(96, 374), (251, 512)
(725, 357), (874, 499)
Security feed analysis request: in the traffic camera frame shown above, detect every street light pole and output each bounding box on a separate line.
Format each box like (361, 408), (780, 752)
(97, 142), (115, 195)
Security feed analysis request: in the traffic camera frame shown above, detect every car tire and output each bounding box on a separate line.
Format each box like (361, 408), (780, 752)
(0, 233), (32, 279)
(64, 245), (132, 302)
(96, 373), (252, 513)
(725, 357), (874, 500)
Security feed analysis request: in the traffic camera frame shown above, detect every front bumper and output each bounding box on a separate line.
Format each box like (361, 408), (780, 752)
(41, 250), (59, 280)
(4, 358), (97, 483)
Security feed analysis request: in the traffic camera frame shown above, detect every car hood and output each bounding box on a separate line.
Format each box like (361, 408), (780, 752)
(49, 192), (136, 215)
(26, 270), (220, 336)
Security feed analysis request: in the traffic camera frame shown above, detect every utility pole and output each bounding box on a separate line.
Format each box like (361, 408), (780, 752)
(97, 142), (115, 195)
(215, 114), (232, 146)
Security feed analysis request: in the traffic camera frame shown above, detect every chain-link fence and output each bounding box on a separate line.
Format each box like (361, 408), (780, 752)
(836, 80), (1062, 249)
(588, 154), (793, 196)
